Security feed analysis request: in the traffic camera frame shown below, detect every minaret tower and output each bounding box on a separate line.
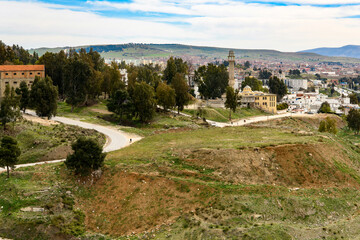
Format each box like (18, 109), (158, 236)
(228, 50), (235, 88)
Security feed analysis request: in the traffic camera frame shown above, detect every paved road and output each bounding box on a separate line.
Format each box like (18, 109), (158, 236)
(0, 111), (140, 174)
(177, 109), (303, 127)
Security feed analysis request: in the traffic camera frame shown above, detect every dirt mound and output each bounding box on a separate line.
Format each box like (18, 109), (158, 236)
(179, 143), (358, 188)
(77, 171), (211, 236)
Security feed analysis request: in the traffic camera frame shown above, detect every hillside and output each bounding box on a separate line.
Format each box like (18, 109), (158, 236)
(3, 114), (360, 239)
(301, 45), (360, 59)
(30, 43), (360, 63)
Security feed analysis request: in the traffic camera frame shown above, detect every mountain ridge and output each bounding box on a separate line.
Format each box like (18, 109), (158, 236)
(301, 44), (360, 59)
(30, 43), (360, 63)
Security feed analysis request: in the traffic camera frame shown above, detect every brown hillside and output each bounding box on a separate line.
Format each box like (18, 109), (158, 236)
(77, 171), (212, 236)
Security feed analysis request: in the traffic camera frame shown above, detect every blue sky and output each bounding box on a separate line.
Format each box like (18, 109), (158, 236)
(1, 0), (360, 51)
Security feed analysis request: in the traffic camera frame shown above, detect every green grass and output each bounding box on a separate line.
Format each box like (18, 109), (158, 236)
(57, 101), (117, 126)
(107, 124), (319, 166)
(183, 107), (271, 123)
(0, 120), (105, 164)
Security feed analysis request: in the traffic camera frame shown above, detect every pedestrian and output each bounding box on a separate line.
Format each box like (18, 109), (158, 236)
(129, 138), (132, 143)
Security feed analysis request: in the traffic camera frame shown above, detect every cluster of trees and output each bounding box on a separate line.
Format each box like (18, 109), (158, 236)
(0, 41), (39, 65)
(195, 63), (229, 99)
(0, 76), (58, 130)
(288, 69), (301, 76)
(107, 57), (192, 122)
(38, 49), (123, 111)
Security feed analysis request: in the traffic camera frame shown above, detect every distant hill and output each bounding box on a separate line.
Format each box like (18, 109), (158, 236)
(30, 43), (360, 63)
(301, 45), (360, 59)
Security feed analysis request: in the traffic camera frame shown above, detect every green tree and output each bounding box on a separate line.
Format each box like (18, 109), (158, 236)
(259, 69), (272, 79)
(172, 73), (191, 114)
(195, 64), (229, 99)
(0, 85), (20, 130)
(156, 82), (175, 111)
(15, 81), (30, 113)
(30, 76), (58, 119)
(65, 137), (106, 176)
(38, 51), (67, 98)
(64, 55), (91, 111)
(268, 76), (288, 101)
(347, 109), (360, 134)
(244, 61), (251, 69)
(107, 89), (133, 120)
(0, 136), (20, 178)
(241, 77), (263, 91)
(163, 57), (188, 84)
(318, 101), (331, 113)
(349, 93), (359, 104)
(132, 82), (156, 122)
(225, 86), (238, 121)
(102, 61), (124, 98)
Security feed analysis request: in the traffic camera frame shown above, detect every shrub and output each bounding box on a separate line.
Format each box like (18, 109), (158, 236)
(318, 117), (337, 134)
(65, 137), (106, 176)
(277, 103), (288, 110)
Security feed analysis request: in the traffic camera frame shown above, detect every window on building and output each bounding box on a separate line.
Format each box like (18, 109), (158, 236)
(22, 73), (24, 75)
(14, 73), (17, 75)
(30, 72), (33, 75)
(14, 82), (17, 84)
(37, 72), (40, 75)
(5, 73), (8, 75)
(5, 82), (9, 84)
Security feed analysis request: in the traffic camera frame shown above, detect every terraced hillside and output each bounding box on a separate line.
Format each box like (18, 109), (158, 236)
(2, 115), (360, 239)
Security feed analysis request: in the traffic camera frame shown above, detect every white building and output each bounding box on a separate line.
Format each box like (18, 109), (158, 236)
(284, 79), (308, 90)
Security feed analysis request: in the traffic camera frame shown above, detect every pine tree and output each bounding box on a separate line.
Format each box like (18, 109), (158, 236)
(0, 136), (20, 178)
(0, 85), (20, 130)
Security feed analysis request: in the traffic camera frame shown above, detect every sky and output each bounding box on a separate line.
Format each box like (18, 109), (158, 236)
(1, 0), (360, 52)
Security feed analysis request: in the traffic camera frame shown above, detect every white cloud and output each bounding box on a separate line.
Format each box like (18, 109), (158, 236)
(1, 0), (360, 51)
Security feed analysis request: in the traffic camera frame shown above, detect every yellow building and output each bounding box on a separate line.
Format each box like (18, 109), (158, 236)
(0, 65), (45, 98)
(239, 86), (277, 114)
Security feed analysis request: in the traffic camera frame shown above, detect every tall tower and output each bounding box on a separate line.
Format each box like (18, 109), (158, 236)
(228, 50), (235, 88)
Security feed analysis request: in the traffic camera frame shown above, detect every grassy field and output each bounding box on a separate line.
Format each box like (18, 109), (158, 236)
(3, 115), (360, 239)
(0, 120), (105, 164)
(183, 107), (271, 123)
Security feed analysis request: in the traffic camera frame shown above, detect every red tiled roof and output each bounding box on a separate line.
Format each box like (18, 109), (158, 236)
(0, 65), (45, 71)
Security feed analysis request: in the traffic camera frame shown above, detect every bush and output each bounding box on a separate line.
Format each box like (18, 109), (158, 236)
(318, 117), (337, 134)
(65, 137), (106, 176)
(318, 102), (332, 113)
(277, 103), (288, 110)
